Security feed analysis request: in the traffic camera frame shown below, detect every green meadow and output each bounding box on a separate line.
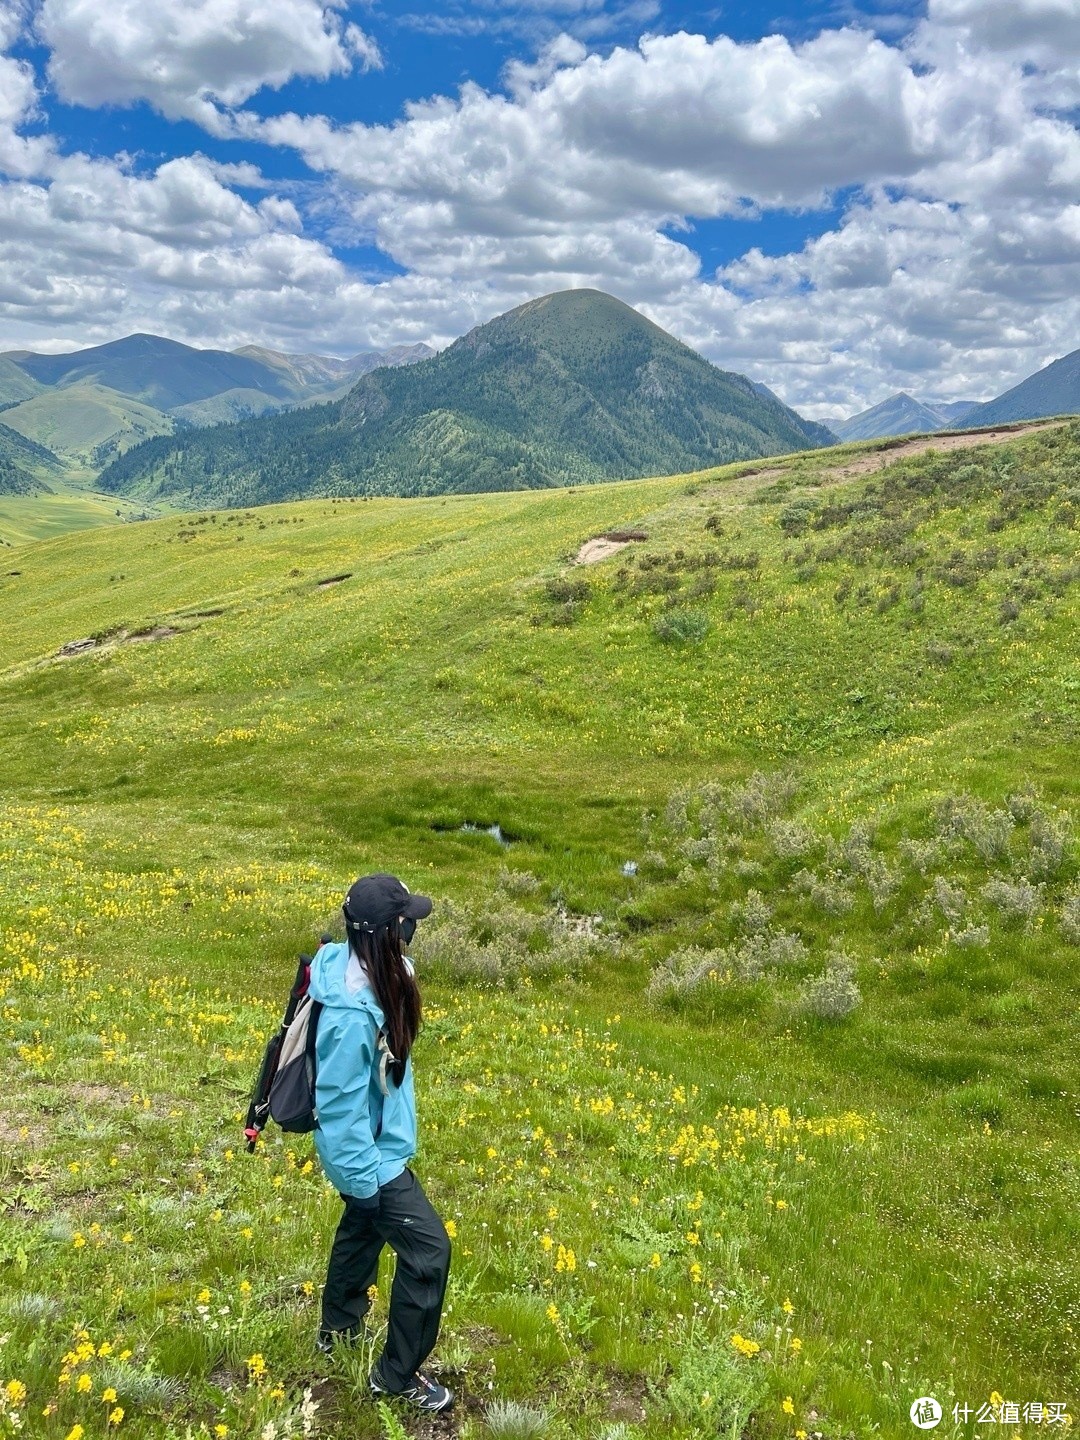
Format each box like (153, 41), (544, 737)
(0, 422), (1076, 1440)
(0, 473), (164, 549)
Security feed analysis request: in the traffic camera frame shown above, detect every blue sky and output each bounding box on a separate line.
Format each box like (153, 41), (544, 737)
(0, 0), (1077, 417)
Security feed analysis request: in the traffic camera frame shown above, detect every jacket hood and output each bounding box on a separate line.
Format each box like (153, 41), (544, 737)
(309, 941), (385, 1022)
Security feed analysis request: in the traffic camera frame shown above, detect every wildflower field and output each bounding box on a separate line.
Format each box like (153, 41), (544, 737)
(0, 422), (1077, 1439)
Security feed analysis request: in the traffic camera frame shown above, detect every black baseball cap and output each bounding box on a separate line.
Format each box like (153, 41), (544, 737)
(344, 873), (433, 932)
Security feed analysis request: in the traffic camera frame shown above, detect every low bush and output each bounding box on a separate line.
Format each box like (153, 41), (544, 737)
(798, 958), (862, 1019)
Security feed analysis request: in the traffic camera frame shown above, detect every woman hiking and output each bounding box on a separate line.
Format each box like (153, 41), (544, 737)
(310, 873), (453, 1414)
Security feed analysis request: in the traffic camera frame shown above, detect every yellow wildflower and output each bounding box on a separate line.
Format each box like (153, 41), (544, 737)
(102, 1388), (118, 1403)
(76, 1374), (93, 1394)
(782, 1298), (795, 1315)
(107, 1406), (124, 1426)
(64, 1428), (85, 1440)
(782, 1396), (796, 1415)
(197, 1288), (211, 1304)
(730, 1333), (761, 1358)
(444, 1219), (457, 1239)
(3, 1380), (27, 1407)
(648, 1252), (662, 1269)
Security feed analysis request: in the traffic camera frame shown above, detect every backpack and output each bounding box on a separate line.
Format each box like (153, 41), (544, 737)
(244, 954), (323, 1152)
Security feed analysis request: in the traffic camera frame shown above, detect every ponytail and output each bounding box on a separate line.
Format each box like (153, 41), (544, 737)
(345, 915), (422, 1087)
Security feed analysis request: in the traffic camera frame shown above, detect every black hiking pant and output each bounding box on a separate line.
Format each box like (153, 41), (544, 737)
(320, 1166), (452, 1390)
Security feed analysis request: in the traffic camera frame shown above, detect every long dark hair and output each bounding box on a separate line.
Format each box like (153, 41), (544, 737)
(347, 916), (422, 1087)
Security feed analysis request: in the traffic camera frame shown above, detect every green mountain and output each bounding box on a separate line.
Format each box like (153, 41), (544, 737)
(0, 382), (175, 466)
(962, 346), (1080, 426)
(99, 289), (836, 507)
(0, 355), (44, 407)
(0, 419), (64, 494)
(13, 333), (303, 412)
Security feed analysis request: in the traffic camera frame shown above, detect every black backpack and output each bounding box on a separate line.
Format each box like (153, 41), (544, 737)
(244, 954), (323, 1152)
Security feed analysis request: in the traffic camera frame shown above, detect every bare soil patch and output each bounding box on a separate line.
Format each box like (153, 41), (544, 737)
(575, 529), (649, 565)
(55, 625), (183, 659)
(127, 625), (179, 643)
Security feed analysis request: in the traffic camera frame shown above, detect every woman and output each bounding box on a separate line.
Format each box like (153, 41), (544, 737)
(309, 872), (453, 1414)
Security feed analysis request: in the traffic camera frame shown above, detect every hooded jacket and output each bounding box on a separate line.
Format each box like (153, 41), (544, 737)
(308, 941), (418, 1200)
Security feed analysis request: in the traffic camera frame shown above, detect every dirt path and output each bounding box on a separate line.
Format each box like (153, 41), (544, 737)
(825, 420), (1065, 479)
(573, 418), (1067, 564)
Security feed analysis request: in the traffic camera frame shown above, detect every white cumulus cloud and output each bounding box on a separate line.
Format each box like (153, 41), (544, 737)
(37, 0), (382, 130)
(1, 3), (1079, 415)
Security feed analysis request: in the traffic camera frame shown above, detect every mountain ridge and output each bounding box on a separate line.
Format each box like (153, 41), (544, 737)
(99, 288), (837, 507)
(960, 347), (1080, 427)
(834, 392), (980, 442)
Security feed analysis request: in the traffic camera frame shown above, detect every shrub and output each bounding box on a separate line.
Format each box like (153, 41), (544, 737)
(544, 576), (590, 604)
(899, 837), (943, 874)
(863, 855), (901, 911)
(495, 867), (541, 896)
(663, 1341), (764, 1435)
(731, 888), (772, 935)
(980, 876), (1043, 926)
(1060, 883), (1080, 944)
(653, 606), (710, 645)
(936, 794), (1014, 862)
(733, 929), (806, 979)
(791, 867), (855, 915)
(799, 958), (862, 1019)
(932, 876), (967, 925)
(951, 924), (990, 948)
(1028, 809), (1071, 878)
(484, 1398), (552, 1438)
(766, 818), (815, 859)
(725, 769), (799, 829)
(778, 497), (818, 535)
(646, 946), (720, 1000)
(417, 895), (608, 986)
(1006, 787), (1040, 823)
(840, 820), (876, 875)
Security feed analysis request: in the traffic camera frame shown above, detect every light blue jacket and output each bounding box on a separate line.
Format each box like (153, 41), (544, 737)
(308, 941), (417, 1200)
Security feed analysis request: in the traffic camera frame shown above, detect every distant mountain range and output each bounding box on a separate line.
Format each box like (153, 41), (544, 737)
(834, 392), (980, 442)
(960, 348), (1080, 428)
(5, 302), (1079, 508)
(98, 289), (837, 507)
(836, 346), (1080, 441)
(0, 335), (433, 466)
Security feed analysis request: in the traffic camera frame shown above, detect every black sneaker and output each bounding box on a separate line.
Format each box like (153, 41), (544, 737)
(370, 1368), (454, 1413)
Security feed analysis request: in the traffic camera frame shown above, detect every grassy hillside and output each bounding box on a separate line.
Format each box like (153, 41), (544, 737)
(0, 420), (64, 497)
(0, 486), (159, 548)
(98, 290), (836, 508)
(1, 382), (175, 466)
(0, 420), (1076, 1440)
(0, 354), (44, 406)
